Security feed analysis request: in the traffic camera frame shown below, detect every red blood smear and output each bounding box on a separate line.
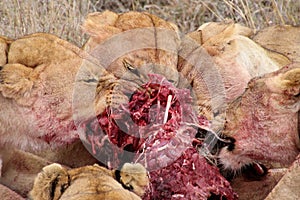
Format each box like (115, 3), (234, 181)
(141, 148), (238, 200)
(84, 74), (237, 199)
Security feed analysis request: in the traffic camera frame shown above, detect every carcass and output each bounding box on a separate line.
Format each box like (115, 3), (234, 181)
(77, 11), (238, 199)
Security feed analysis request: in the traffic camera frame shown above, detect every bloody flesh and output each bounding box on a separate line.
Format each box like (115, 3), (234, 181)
(85, 74), (237, 199)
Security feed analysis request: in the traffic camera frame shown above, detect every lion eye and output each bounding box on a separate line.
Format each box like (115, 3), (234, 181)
(122, 59), (141, 77)
(126, 184), (134, 191)
(123, 59), (135, 71)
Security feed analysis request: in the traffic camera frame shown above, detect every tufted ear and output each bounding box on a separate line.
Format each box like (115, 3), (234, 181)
(218, 23), (254, 41)
(197, 21), (234, 44)
(231, 23), (254, 37)
(197, 21), (254, 45)
(187, 30), (203, 45)
(0, 63), (37, 106)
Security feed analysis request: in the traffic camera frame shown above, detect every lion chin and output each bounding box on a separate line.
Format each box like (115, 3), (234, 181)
(28, 162), (149, 200)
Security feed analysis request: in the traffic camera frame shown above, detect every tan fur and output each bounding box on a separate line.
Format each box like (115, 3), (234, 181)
(0, 183), (24, 200)
(29, 163), (69, 200)
(82, 10), (120, 50)
(0, 63), (35, 105)
(253, 25), (300, 63)
(8, 33), (88, 67)
(219, 63), (300, 170)
(0, 148), (51, 197)
(0, 12), (181, 182)
(0, 143), (97, 198)
(179, 22), (290, 120)
(0, 33), (116, 187)
(81, 11), (182, 117)
(193, 20), (254, 45)
(82, 11), (180, 83)
(29, 163), (148, 200)
(0, 33), (116, 151)
(0, 12), (177, 155)
(119, 163), (149, 197)
(0, 36), (12, 66)
(1, 11), (299, 199)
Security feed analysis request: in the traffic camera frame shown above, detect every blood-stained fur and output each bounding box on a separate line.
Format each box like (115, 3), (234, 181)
(0, 33), (116, 187)
(0, 33), (115, 151)
(0, 12), (181, 196)
(218, 63), (300, 171)
(1, 11), (299, 200)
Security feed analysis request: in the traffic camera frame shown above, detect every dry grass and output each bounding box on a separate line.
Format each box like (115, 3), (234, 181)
(0, 0), (299, 47)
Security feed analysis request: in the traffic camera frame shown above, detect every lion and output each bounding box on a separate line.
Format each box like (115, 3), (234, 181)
(0, 183), (24, 200)
(0, 32), (116, 153)
(82, 10), (181, 84)
(0, 11), (182, 154)
(218, 63), (300, 172)
(178, 21), (291, 122)
(1, 10), (298, 200)
(29, 162), (149, 200)
(0, 11), (181, 196)
(253, 25), (300, 63)
(0, 33), (111, 195)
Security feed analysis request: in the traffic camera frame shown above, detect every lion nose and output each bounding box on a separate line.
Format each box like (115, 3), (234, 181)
(195, 128), (236, 155)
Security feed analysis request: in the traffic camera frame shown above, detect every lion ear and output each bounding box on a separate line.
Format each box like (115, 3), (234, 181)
(232, 23), (254, 37)
(220, 23), (253, 39)
(187, 30), (203, 45)
(82, 11), (122, 49)
(198, 21), (254, 44)
(280, 65), (300, 95)
(0, 63), (37, 106)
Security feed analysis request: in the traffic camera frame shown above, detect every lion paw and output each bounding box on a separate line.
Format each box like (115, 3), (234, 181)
(29, 163), (70, 200)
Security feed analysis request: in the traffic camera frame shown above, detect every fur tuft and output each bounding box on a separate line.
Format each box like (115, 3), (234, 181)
(120, 163), (149, 197)
(29, 163), (70, 200)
